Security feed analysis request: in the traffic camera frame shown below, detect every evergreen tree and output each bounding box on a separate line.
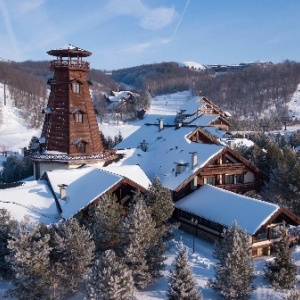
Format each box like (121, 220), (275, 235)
(52, 218), (95, 295)
(145, 176), (174, 227)
(283, 289), (300, 300)
(0, 208), (17, 279)
(83, 194), (123, 252)
(209, 221), (255, 300)
(167, 241), (202, 300)
(86, 249), (136, 300)
(120, 197), (156, 289)
(7, 221), (51, 300)
(1, 156), (33, 183)
(264, 229), (297, 290)
(146, 236), (166, 280)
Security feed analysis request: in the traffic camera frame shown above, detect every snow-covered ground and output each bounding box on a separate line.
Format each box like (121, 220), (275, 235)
(2, 86), (300, 299)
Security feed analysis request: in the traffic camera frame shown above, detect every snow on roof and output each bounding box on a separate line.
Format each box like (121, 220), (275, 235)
(188, 115), (218, 126)
(108, 91), (133, 102)
(0, 180), (60, 224)
(46, 167), (123, 219)
(113, 125), (224, 190)
(175, 184), (280, 235)
(178, 97), (206, 115)
(100, 165), (151, 190)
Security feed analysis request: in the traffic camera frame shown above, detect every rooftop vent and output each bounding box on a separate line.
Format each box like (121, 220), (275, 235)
(175, 160), (189, 175)
(58, 184), (68, 200)
(140, 140), (148, 152)
(158, 118), (163, 132)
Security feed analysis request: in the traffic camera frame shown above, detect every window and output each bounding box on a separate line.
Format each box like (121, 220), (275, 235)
(204, 176), (215, 185)
(73, 83), (80, 93)
(75, 113), (83, 123)
(236, 174), (244, 183)
(225, 174), (234, 184)
(78, 142), (86, 153)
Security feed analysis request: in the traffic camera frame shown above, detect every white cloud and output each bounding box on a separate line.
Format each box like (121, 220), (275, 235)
(105, 0), (179, 30)
(0, 0), (20, 60)
(14, 0), (45, 17)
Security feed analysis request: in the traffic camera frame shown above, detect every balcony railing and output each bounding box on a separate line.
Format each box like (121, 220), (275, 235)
(25, 149), (116, 162)
(49, 60), (90, 70)
(200, 163), (246, 175)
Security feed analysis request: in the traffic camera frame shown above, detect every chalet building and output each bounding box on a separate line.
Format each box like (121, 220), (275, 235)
(113, 123), (263, 200)
(25, 45), (117, 179)
(174, 184), (300, 256)
(175, 96), (232, 131)
(0, 165), (150, 224)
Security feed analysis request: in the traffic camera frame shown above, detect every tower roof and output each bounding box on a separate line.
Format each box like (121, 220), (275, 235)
(47, 44), (91, 57)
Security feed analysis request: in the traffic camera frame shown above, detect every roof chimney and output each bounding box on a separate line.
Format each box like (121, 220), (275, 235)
(158, 118), (163, 132)
(58, 184), (68, 200)
(190, 151), (198, 169)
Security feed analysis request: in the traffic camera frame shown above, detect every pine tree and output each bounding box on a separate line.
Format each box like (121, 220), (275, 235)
(86, 249), (136, 300)
(145, 176), (174, 227)
(0, 208), (17, 279)
(283, 289), (300, 300)
(6, 221), (51, 300)
(264, 229), (297, 290)
(209, 221), (255, 300)
(52, 218), (95, 295)
(146, 236), (166, 279)
(167, 241), (202, 300)
(83, 194), (123, 252)
(120, 197), (156, 289)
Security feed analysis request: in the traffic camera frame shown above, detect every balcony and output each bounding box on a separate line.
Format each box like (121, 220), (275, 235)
(25, 149), (116, 162)
(49, 60), (90, 71)
(200, 163), (247, 175)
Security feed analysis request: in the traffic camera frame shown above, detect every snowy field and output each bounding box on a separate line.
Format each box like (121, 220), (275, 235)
(1, 86), (300, 298)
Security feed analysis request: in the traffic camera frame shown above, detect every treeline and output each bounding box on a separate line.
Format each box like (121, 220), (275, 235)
(0, 61), (48, 128)
(235, 131), (300, 215)
(112, 62), (200, 94)
(196, 60), (300, 118)
(113, 60), (300, 123)
(3, 58), (300, 130)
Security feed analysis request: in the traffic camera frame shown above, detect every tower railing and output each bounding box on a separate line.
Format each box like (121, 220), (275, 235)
(49, 60), (90, 70)
(25, 149), (117, 162)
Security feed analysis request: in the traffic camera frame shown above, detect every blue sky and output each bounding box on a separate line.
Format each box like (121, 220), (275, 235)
(1, 0), (300, 70)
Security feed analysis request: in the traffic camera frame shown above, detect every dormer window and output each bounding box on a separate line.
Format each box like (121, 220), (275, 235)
(70, 78), (83, 94)
(73, 83), (80, 93)
(47, 78), (56, 92)
(42, 107), (51, 124)
(72, 138), (88, 153)
(71, 109), (85, 123)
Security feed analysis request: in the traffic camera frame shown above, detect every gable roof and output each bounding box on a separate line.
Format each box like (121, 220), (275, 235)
(0, 180), (60, 224)
(45, 167), (123, 219)
(0, 165), (150, 224)
(175, 184), (280, 235)
(114, 125), (224, 190)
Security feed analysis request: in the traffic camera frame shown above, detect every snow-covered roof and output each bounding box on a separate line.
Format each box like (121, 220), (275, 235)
(100, 165), (151, 190)
(107, 91), (133, 102)
(113, 125), (224, 190)
(175, 184), (280, 235)
(45, 167), (123, 219)
(188, 115), (218, 126)
(0, 180), (60, 224)
(178, 97), (206, 115)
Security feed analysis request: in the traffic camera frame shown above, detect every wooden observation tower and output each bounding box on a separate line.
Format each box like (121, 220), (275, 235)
(27, 45), (116, 179)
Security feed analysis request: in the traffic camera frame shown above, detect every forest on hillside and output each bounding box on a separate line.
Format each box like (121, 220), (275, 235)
(1, 59), (300, 130)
